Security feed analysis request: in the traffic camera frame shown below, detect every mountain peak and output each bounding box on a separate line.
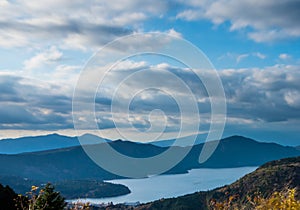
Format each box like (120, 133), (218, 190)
(222, 135), (254, 141)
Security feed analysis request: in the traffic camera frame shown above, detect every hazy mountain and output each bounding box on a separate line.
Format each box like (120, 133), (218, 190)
(0, 140), (166, 181)
(0, 133), (110, 154)
(148, 133), (207, 147)
(0, 136), (299, 182)
(136, 156), (300, 210)
(168, 135), (300, 174)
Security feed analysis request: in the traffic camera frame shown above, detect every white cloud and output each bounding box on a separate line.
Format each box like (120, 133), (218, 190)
(0, 0), (172, 50)
(236, 54), (249, 63)
(284, 90), (300, 108)
(176, 9), (203, 21)
(177, 0), (300, 42)
(219, 52), (266, 64)
(220, 64), (300, 122)
(253, 52), (266, 60)
(279, 53), (291, 60)
(23, 46), (63, 70)
(1, 61), (300, 139)
(166, 28), (183, 38)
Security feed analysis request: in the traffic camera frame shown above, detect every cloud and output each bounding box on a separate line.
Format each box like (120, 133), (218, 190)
(176, 9), (202, 21)
(221, 64), (300, 122)
(0, 105), (39, 124)
(236, 54), (249, 63)
(279, 53), (291, 60)
(0, 0), (298, 50)
(177, 0), (300, 42)
(80, 60), (300, 134)
(165, 28), (183, 38)
(237, 52), (266, 63)
(0, 74), (73, 130)
(284, 90), (300, 108)
(0, 0), (173, 50)
(23, 46), (63, 70)
(219, 52), (266, 64)
(1, 61), (300, 136)
(253, 52), (266, 59)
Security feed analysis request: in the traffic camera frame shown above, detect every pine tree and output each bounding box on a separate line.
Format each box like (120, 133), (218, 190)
(31, 183), (66, 210)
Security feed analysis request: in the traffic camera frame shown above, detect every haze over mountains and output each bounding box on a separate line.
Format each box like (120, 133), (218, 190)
(0, 133), (110, 154)
(1, 133), (299, 154)
(0, 135), (299, 182)
(0, 133), (208, 154)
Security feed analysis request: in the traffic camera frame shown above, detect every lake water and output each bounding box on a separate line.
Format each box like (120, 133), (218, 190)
(71, 167), (257, 204)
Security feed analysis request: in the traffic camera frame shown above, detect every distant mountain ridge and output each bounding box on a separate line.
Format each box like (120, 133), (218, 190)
(0, 133), (205, 154)
(148, 133), (207, 147)
(0, 133), (110, 154)
(0, 135), (299, 182)
(1, 133), (299, 155)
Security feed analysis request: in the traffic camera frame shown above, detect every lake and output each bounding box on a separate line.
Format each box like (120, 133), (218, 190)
(71, 167), (257, 204)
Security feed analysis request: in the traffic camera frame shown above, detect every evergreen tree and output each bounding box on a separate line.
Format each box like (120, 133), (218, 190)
(0, 183), (17, 210)
(31, 183), (66, 210)
(0, 183), (26, 210)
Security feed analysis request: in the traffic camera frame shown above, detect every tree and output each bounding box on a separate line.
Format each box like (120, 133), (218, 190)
(0, 183), (28, 210)
(0, 183), (20, 210)
(30, 183), (66, 210)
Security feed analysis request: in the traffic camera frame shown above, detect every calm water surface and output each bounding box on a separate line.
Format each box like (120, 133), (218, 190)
(71, 167), (257, 204)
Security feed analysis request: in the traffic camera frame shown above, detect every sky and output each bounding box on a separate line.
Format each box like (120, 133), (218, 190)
(0, 0), (299, 145)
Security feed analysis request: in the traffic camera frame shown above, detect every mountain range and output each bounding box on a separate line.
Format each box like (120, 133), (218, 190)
(0, 133), (109, 154)
(0, 133), (207, 154)
(148, 133), (207, 147)
(0, 135), (299, 182)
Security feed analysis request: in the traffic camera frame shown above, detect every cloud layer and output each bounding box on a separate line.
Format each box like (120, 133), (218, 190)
(177, 0), (300, 42)
(0, 74), (72, 130)
(0, 1), (299, 144)
(1, 63), (299, 139)
(2, 0), (299, 50)
(0, 0), (174, 50)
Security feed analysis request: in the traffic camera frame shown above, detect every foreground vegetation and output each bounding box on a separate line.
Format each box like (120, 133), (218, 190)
(211, 188), (300, 209)
(0, 183), (66, 210)
(0, 176), (130, 199)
